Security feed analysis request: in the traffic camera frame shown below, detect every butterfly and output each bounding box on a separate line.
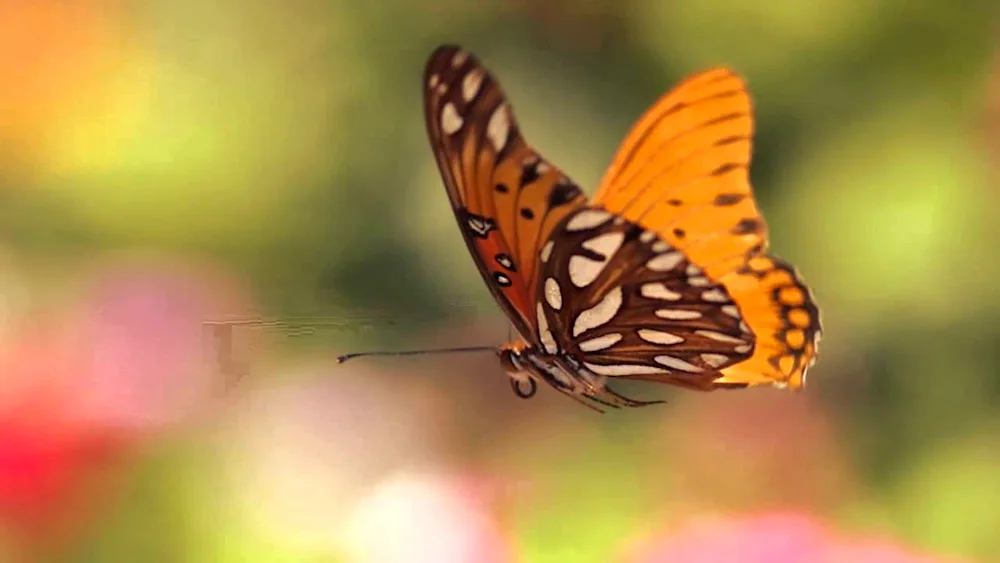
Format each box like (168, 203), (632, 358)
(422, 45), (821, 410)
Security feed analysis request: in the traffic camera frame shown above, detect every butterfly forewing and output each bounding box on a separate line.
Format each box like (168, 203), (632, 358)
(424, 46), (587, 340)
(589, 67), (821, 389)
(594, 68), (765, 278)
(534, 206), (755, 388)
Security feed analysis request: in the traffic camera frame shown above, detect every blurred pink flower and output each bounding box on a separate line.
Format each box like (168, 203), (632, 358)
(0, 262), (231, 550)
(218, 357), (518, 560)
(644, 390), (855, 513)
(625, 512), (962, 563)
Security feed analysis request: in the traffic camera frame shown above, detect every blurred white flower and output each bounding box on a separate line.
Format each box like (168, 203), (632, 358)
(344, 469), (514, 563)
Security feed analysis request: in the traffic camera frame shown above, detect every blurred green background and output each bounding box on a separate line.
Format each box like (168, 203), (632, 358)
(0, 1), (998, 561)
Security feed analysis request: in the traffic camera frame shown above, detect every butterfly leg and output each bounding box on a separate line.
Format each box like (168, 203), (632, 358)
(595, 383), (666, 408)
(509, 375), (537, 399)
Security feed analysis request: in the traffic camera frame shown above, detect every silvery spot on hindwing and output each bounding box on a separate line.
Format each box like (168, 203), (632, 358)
(534, 207), (756, 377)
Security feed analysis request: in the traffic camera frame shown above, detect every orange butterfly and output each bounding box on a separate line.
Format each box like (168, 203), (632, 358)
(348, 45), (821, 411)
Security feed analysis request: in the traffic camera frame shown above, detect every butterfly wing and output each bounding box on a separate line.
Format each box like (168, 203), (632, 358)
(535, 207), (755, 392)
(424, 45), (587, 340)
(589, 68), (821, 388)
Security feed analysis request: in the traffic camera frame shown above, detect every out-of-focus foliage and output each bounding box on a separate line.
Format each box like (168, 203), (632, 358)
(0, 1), (997, 561)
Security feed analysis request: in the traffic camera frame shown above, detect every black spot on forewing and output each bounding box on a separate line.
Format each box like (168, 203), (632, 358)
(713, 193), (745, 206)
(711, 163), (744, 176)
(520, 159), (541, 187)
(547, 181), (580, 208)
(703, 112), (746, 127)
(495, 183), (509, 194)
(714, 135), (748, 147)
(520, 208), (535, 220)
(731, 218), (762, 235)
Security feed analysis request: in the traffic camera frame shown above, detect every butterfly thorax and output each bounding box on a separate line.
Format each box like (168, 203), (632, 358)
(498, 339), (670, 410)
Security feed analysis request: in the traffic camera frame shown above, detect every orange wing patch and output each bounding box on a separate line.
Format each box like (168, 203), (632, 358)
(593, 68), (765, 280)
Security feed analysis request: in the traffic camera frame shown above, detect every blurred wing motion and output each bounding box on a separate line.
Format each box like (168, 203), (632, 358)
(589, 68), (821, 388)
(423, 45), (587, 340)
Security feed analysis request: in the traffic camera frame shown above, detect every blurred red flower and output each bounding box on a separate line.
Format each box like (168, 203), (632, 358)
(625, 512), (963, 563)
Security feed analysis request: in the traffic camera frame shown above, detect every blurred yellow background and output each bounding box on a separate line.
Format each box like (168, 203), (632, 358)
(0, 1), (998, 561)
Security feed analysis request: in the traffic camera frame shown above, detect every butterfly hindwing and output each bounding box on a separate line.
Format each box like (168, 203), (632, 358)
(424, 46), (587, 339)
(534, 206), (755, 389)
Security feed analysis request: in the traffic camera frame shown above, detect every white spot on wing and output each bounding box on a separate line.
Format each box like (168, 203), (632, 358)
(462, 68), (484, 102)
(655, 355), (703, 372)
(686, 264), (702, 276)
(583, 362), (668, 376)
(568, 232), (624, 287)
(655, 309), (702, 320)
(487, 104), (511, 151)
(637, 329), (684, 345)
(572, 286), (623, 337)
(696, 330), (746, 344)
(688, 276), (711, 287)
(582, 231), (624, 256)
(441, 102), (463, 135)
(652, 241), (670, 253)
(536, 302), (558, 354)
(735, 344), (752, 354)
(565, 209), (612, 232)
(722, 305), (741, 318)
(544, 277), (563, 311)
(451, 51), (468, 67)
(428, 74), (440, 89)
(647, 252), (684, 272)
(639, 231), (656, 243)
(701, 353), (730, 367)
(540, 240), (555, 263)
(640, 283), (682, 301)
(568, 256), (599, 288)
(578, 333), (623, 352)
(701, 289), (729, 303)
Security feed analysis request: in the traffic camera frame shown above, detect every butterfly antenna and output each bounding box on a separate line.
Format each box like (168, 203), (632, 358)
(336, 345), (496, 364)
